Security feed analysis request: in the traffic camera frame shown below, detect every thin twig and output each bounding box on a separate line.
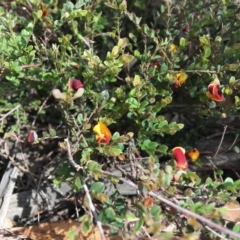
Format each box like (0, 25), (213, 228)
(230, 167), (240, 179)
(74, 194), (80, 219)
(128, 139), (137, 178)
(21, 63), (42, 69)
(72, 104), (99, 154)
(64, 138), (83, 171)
(0, 104), (21, 123)
(213, 125), (228, 158)
(220, 134), (239, 155)
(185, 70), (220, 74)
(32, 93), (52, 127)
(115, 164), (133, 180)
(3, 141), (38, 177)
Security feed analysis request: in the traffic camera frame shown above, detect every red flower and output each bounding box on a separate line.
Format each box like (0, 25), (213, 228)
(206, 78), (224, 102)
(172, 147), (188, 170)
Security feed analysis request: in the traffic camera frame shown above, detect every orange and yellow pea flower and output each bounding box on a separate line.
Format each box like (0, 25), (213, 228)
(186, 148), (200, 162)
(173, 72), (188, 88)
(93, 122), (112, 145)
(206, 78), (224, 102)
(172, 147), (188, 170)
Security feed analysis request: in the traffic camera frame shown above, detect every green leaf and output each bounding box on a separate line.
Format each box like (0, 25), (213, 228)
(126, 212), (138, 221)
(112, 132), (120, 140)
(133, 219), (144, 233)
(79, 213), (92, 235)
(141, 140), (158, 154)
(99, 207), (116, 223)
(158, 145), (168, 153)
(0, 7), (4, 16)
(204, 46), (211, 58)
(161, 96), (172, 105)
(56, 163), (70, 176)
(229, 64), (239, 71)
(90, 182), (105, 193)
(157, 120), (168, 128)
(208, 101), (216, 108)
(179, 37), (185, 47)
(104, 145), (122, 156)
(215, 36), (222, 43)
(234, 146), (240, 153)
(111, 46), (119, 56)
(224, 177), (234, 185)
(199, 35), (210, 45)
(216, 169), (223, 176)
(140, 100), (149, 108)
(119, 54), (134, 64)
(233, 223), (240, 233)
(206, 177), (213, 185)
(71, 9), (88, 18)
(77, 113), (83, 125)
(119, 1), (127, 11)
(160, 63), (168, 72)
(112, 134), (131, 143)
(127, 97), (139, 108)
(229, 76), (235, 84)
(104, 2), (118, 9)
(35, 10), (43, 19)
(87, 161), (102, 172)
(67, 230), (76, 239)
(74, 177), (82, 191)
(100, 90), (110, 101)
(233, 179), (240, 188)
(150, 206), (161, 221)
(49, 129), (56, 137)
(53, 178), (62, 188)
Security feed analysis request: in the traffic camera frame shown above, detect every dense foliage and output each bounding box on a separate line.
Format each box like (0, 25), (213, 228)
(2, 0), (240, 239)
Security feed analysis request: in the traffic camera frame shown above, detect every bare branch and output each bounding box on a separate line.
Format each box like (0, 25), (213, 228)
(64, 138), (83, 171)
(115, 176), (240, 239)
(83, 183), (106, 240)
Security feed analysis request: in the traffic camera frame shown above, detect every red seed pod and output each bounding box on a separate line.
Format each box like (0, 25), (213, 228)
(27, 130), (38, 143)
(68, 79), (83, 91)
(182, 24), (190, 32)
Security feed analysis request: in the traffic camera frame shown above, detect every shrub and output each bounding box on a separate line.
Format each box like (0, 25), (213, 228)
(2, 0), (240, 239)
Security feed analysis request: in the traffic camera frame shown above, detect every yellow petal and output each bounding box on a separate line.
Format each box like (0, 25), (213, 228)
(93, 122), (102, 136)
(186, 148), (200, 162)
(93, 122), (112, 143)
(170, 43), (178, 53)
(173, 72), (188, 87)
(176, 72), (188, 84)
(206, 91), (224, 102)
